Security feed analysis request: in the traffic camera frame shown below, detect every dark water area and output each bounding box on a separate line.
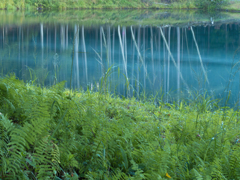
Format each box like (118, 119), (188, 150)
(1, 11), (240, 106)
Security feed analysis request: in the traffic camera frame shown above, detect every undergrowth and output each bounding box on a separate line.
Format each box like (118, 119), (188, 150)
(0, 0), (232, 10)
(0, 74), (240, 179)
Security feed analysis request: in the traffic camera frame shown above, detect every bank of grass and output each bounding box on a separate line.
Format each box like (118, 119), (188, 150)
(0, 74), (240, 179)
(1, 0), (240, 13)
(1, 9), (240, 27)
(0, 0), (239, 12)
(0, 0), (195, 10)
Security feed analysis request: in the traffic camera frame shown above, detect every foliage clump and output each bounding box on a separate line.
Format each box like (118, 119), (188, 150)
(194, 0), (229, 11)
(0, 75), (240, 179)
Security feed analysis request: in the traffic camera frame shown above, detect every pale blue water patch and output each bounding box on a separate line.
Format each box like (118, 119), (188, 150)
(0, 19), (240, 106)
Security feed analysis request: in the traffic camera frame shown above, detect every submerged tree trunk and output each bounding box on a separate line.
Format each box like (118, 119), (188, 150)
(163, 28), (166, 98)
(150, 27), (155, 87)
(99, 27), (102, 76)
(143, 27), (146, 94)
(2, 26), (4, 46)
(131, 27), (136, 97)
(75, 25), (80, 88)
(158, 26), (188, 90)
(66, 25), (68, 49)
(82, 25), (88, 84)
(177, 27), (180, 103)
(167, 27), (171, 102)
(54, 25), (57, 53)
(40, 24), (44, 69)
(191, 26), (209, 84)
(61, 24), (65, 50)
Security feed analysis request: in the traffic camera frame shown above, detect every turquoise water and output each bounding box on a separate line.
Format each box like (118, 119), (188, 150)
(0, 11), (240, 106)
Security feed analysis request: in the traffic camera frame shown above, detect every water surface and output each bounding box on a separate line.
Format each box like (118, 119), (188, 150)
(1, 10), (240, 106)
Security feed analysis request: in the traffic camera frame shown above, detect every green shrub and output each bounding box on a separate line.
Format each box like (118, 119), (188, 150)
(1, 75), (240, 179)
(195, 0), (229, 11)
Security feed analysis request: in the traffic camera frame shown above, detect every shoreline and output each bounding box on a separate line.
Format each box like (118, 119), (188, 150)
(0, 9), (240, 27)
(0, 1), (240, 12)
(0, 7), (240, 13)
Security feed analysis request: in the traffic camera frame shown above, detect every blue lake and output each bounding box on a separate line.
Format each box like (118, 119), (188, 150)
(0, 10), (240, 106)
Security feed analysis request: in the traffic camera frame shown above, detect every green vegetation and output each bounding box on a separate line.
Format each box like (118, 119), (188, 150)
(194, 0), (228, 11)
(0, 0), (194, 10)
(0, 0), (237, 11)
(1, 74), (240, 179)
(0, 9), (239, 27)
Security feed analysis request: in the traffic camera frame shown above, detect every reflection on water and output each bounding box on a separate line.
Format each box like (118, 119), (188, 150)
(0, 21), (240, 106)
